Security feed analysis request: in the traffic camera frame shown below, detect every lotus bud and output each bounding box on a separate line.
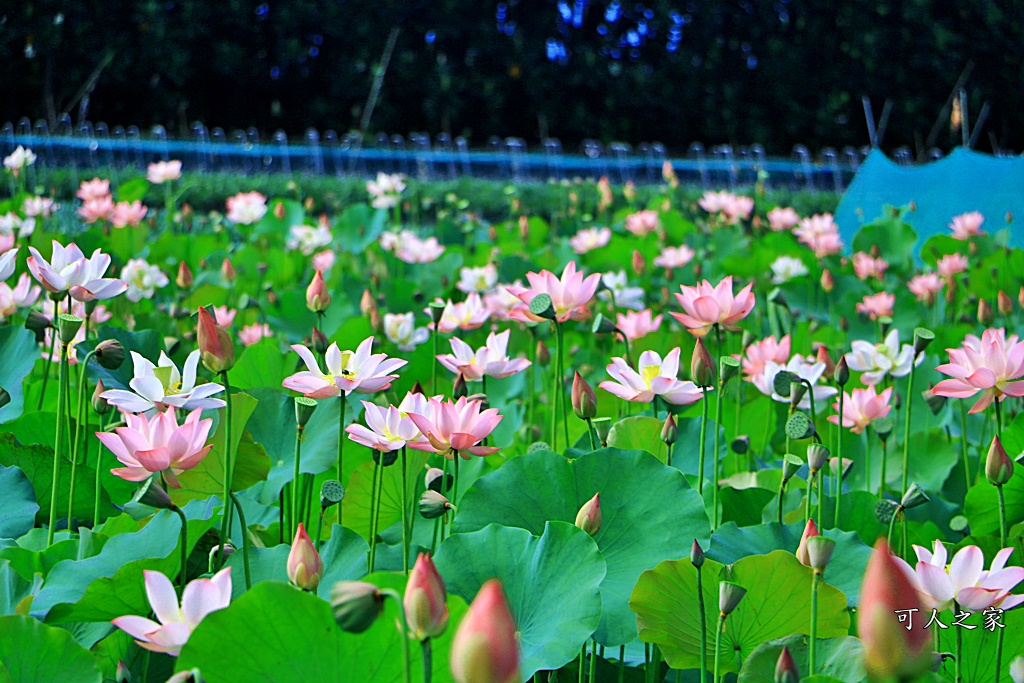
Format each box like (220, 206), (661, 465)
(923, 389), (946, 416)
(718, 581), (747, 616)
(899, 482), (930, 510)
(807, 443), (830, 473)
(360, 289), (376, 317)
(815, 345), (835, 378)
(574, 493), (602, 536)
(176, 261), (193, 289)
(1010, 655), (1024, 683)
(25, 309), (51, 343)
(221, 258), (236, 282)
(536, 341), (551, 367)
(319, 480), (345, 508)
(425, 467), (453, 493)
(796, 519), (820, 566)
(775, 646), (799, 683)
(405, 553), (449, 641)
(978, 298), (994, 325)
(591, 313), (617, 335)
(131, 476), (173, 510)
(529, 292), (556, 321)
(95, 338), (125, 370)
(116, 659), (132, 683)
(858, 539), (932, 681)
(807, 536), (836, 571)
(782, 453), (803, 481)
(720, 356), (740, 386)
(330, 581), (385, 633)
(287, 523), (324, 591)
(0, 386), (10, 411)
(518, 214), (529, 240)
(1019, 286), (1024, 310)
(998, 290), (1013, 315)
(986, 435), (1014, 486)
(591, 417), (611, 444)
(306, 270), (331, 313)
(57, 314), (84, 345)
(834, 356), (850, 386)
(451, 373), (468, 400)
(311, 326), (329, 355)
(197, 306), (235, 374)
(631, 249), (646, 276)
(691, 338), (715, 387)
(913, 328), (934, 356)
(572, 371), (597, 420)
(691, 539), (705, 568)
(450, 579), (520, 683)
(820, 268), (835, 293)
(295, 396), (317, 428)
(420, 490), (453, 519)
(661, 414), (678, 446)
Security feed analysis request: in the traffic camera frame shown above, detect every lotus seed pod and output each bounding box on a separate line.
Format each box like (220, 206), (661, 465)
(320, 480), (345, 508)
(419, 490), (453, 519)
(330, 581), (384, 633)
(295, 396), (317, 427)
(528, 293), (556, 320)
(807, 443), (830, 472)
(591, 417), (612, 444)
(782, 454), (803, 481)
(899, 483), (930, 510)
(806, 536), (836, 571)
(913, 327), (935, 356)
(57, 313), (84, 346)
(718, 581), (747, 616)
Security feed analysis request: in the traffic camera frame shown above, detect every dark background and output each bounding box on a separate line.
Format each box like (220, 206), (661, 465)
(2, 0), (1021, 155)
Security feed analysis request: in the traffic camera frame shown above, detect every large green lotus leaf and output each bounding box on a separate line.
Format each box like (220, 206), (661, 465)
(719, 486), (775, 527)
(225, 546), (290, 598)
(0, 614), (101, 682)
(178, 575), (468, 683)
(708, 522), (872, 606)
(0, 561), (36, 616)
(171, 392), (271, 505)
(333, 203), (388, 254)
(607, 416), (669, 463)
(737, 635), (867, 683)
(630, 551), (850, 673)
(453, 448), (710, 647)
(778, 491), (886, 548)
(230, 343), (289, 390)
(0, 466), (37, 540)
(936, 605), (1024, 683)
(434, 521), (606, 680)
(0, 528), (108, 583)
(0, 327), (36, 424)
(341, 450), (429, 542)
(253, 197), (305, 238)
(965, 459), (1024, 537)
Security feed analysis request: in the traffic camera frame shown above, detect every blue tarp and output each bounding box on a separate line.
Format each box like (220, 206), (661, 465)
(834, 148), (1024, 246)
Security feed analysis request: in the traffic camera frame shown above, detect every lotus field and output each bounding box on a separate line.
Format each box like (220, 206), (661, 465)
(2, 147), (1024, 683)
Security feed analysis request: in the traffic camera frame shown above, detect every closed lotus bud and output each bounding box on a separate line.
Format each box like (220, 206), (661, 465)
(420, 490), (453, 519)
(775, 646), (799, 683)
(815, 345), (835, 378)
(95, 338), (126, 370)
(834, 356), (850, 386)
(807, 444), (830, 473)
(899, 482), (930, 510)
(796, 519), (820, 566)
(453, 373), (468, 399)
(719, 581), (747, 616)
(221, 258), (236, 282)
(273, 201), (286, 219)
(131, 476), (172, 509)
(331, 581), (385, 633)
(858, 539), (932, 681)
(913, 328), (934, 356)
(691, 338), (715, 387)
(176, 261), (193, 289)
(311, 326), (329, 355)
(978, 298), (994, 325)
(807, 536), (836, 571)
(691, 539), (705, 568)
(519, 214), (530, 240)
(451, 580), (520, 683)
(0, 386), (10, 411)
(361, 289), (376, 317)
(197, 306), (235, 374)
(998, 290), (1014, 315)
(782, 453), (803, 481)
(572, 371), (597, 420)
(574, 493), (601, 536)
(405, 553), (449, 641)
(986, 435), (1014, 486)
(820, 269), (835, 293)
(661, 414), (678, 445)
(1019, 287), (1024, 310)
(116, 660), (132, 683)
(591, 417), (611, 444)
(306, 270), (331, 313)
(288, 523), (324, 591)
(923, 389), (946, 416)
(425, 467), (452, 493)
(57, 314), (84, 346)
(536, 341), (551, 367)
(631, 249), (646, 276)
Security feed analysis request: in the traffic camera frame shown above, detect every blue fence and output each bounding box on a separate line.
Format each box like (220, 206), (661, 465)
(2, 116), (878, 192)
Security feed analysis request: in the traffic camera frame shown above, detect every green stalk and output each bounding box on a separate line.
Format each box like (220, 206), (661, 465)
(38, 330), (58, 410)
(586, 417), (597, 450)
(698, 389), (709, 497)
(228, 491), (252, 590)
(93, 412), (106, 527)
(337, 396), (347, 524)
(901, 365), (916, 495)
(809, 570), (820, 674)
(421, 639), (432, 683)
(68, 350), (96, 525)
(696, 564), (707, 683)
(556, 321), (569, 449)
(46, 341), (70, 547)
(431, 329), (439, 395)
(955, 599), (962, 683)
(381, 589), (412, 683)
(291, 423), (304, 540)
(453, 453), (460, 505)
(216, 371), (235, 569)
(960, 399), (971, 492)
(713, 615), (725, 683)
(401, 446), (409, 575)
(878, 436), (888, 498)
(579, 643), (586, 683)
(834, 390), (845, 528)
(171, 506), (189, 590)
(804, 470), (815, 524)
(368, 458), (383, 573)
(886, 504), (903, 550)
(618, 645), (626, 683)
(588, 638), (597, 683)
(777, 477), (787, 525)
(712, 380), (724, 529)
(864, 432), (872, 495)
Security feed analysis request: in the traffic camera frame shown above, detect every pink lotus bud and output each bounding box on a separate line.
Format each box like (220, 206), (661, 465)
(221, 258), (236, 282)
(176, 261), (193, 289)
(815, 344), (835, 378)
(287, 523), (323, 591)
(404, 553), (449, 641)
(691, 338), (715, 387)
(998, 290), (1014, 315)
(361, 288), (376, 317)
(450, 580), (520, 683)
(775, 645), (799, 683)
(796, 519), (820, 566)
(986, 435), (1014, 486)
(820, 268), (835, 293)
(572, 371), (597, 420)
(311, 326), (329, 355)
(574, 493), (601, 536)
(536, 341), (550, 367)
(306, 270), (331, 313)
(197, 306), (235, 374)
(631, 249), (646, 276)
(978, 298), (994, 325)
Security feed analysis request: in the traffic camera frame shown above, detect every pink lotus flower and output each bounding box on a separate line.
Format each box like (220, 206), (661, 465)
(407, 396), (503, 458)
(671, 275), (755, 337)
(599, 348), (705, 405)
(741, 334), (791, 379)
(225, 191), (268, 225)
(855, 292), (895, 320)
(110, 201), (148, 228)
(282, 336), (406, 399)
(615, 309), (662, 341)
(346, 401), (421, 452)
(0, 247), (19, 282)
(483, 283), (524, 321)
(96, 407), (213, 486)
(828, 386), (893, 434)
(312, 249), (336, 272)
(213, 306), (236, 328)
(568, 226), (612, 254)
(699, 191), (753, 224)
(0, 273), (41, 321)
(653, 245), (695, 269)
(392, 230), (445, 264)
(932, 328), (1024, 413)
(505, 261), (601, 324)
(23, 196), (55, 217)
(767, 207), (800, 231)
(949, 211), (984, 240)
(112, 568), (231, 656)
(450, 579), (519, 683)
(147, 160), (183, 184)
(624, 210), (659, 237)
(893, 540), (1024, 612)
(239, 322), (272, 346)
(852, 252), (888, 281)
(77, 178), (111, 202)
(936, 253), (968, 278)
(793, 214), (843, 258)
(436, 330), (531, 381)
(27, 240), (128, 302)
(907, 273), (944, 304)
(434, 293), (491, 334)
(77, 196), (115, 223)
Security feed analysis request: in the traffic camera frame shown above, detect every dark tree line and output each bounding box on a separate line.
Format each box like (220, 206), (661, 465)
(1, 0), (1021, 155)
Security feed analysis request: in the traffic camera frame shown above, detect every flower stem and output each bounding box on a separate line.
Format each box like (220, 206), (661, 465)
(886, 504), (903, 550)
(368, 458), (382, 573)
(698, 388), (709, 497)
(556, 321), (569, 449)
(712, 379), (724, 529)
(901, 365), (915, 496)
(337, 396), (347, 525)
(431, 329), (439, 395)
(809, 570), (820, 675)
(38, 330), (58, 411)
(588, 638), (597, 683)
(228, 491), (251, 590)
(171, 506), (188, 590)
(834, 390), (845, 528)
(291, 423), (304, 540)
(777, 478), (787, 524)
(804, 470), (814, 524)
(401, 446), (409, 575)
(617, 645), (626, 683)
(68, 350), (97, 525)
(579, 643), (586, 683)
(955, 599), (962, 683)
(46, 342), (70, 547)
(696, 564), (707, 683)
(960, 399), (971, 492)
(998, 484), (1007, 549)
(93, 412), (106, 527)
(217, 371), (234, 569)
(586, 417), (597, 451)
(878, 436), (888, 498)
(382, 589), (412, 683)
(421, 639), (432, 683)
(713, 615), (725, 683)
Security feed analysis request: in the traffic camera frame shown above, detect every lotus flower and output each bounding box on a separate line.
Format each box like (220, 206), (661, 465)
(770, 255), (809, 284)
(225, 191), (268, 225)
(741, 334), (791, 379)
(852, 252), (888, 281)
(653, 245), (695, 269)
(23, 195), (55, 217)
(367, 172), (405, 209)
(855, 292), (895, 320)
(751, 355), (838, 411)
(346, 401), (421, 452)
(893, 540), (1024, 612)
(288, 220), (333, 255)
(450, 579), (519, 683)
(505, 261), (601, 323)
(599, 348), (705, 405)
(77, 178), (110, 202)
(457, 264), (499, 293)
(845, 329), (920, 385)
(407, 396), (503, 458)
(0, 273), (41, 321)
(793, 214), (843, 258)
(598, 270), (645, 311)
(112, 568), (231, 656)
(932, 328), (1024, 413)
(110, 201), (148, 228)
(391, 230), (445, 264)
(615, 309), (662, 341)
(568, 226), (612, 254)
(767, 207), (800, 231)
(949, 211), (984, 240)
(384, 312), (430, 351)
(434, 293), (491, 334)
(282, 336), (406, 399)
(625, 210), (659, 236)
(96, 406), (213, 486)
(78, 196), (115, 223)
(936, 253), (968, 278)
(239, 322), (272, 347)
(3, 145), (36, 172)
(828, 386), (893, 434)
(907, 273), (944, 304)
(671, 275), (755, 337)
(121, 258), (168, 302)
(27, 240), (128, 302)
(0, 247), (18, 281)
(100, 350), (226, 415)
(437, 330), (531, 381)
(147, 160), (183, 184)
